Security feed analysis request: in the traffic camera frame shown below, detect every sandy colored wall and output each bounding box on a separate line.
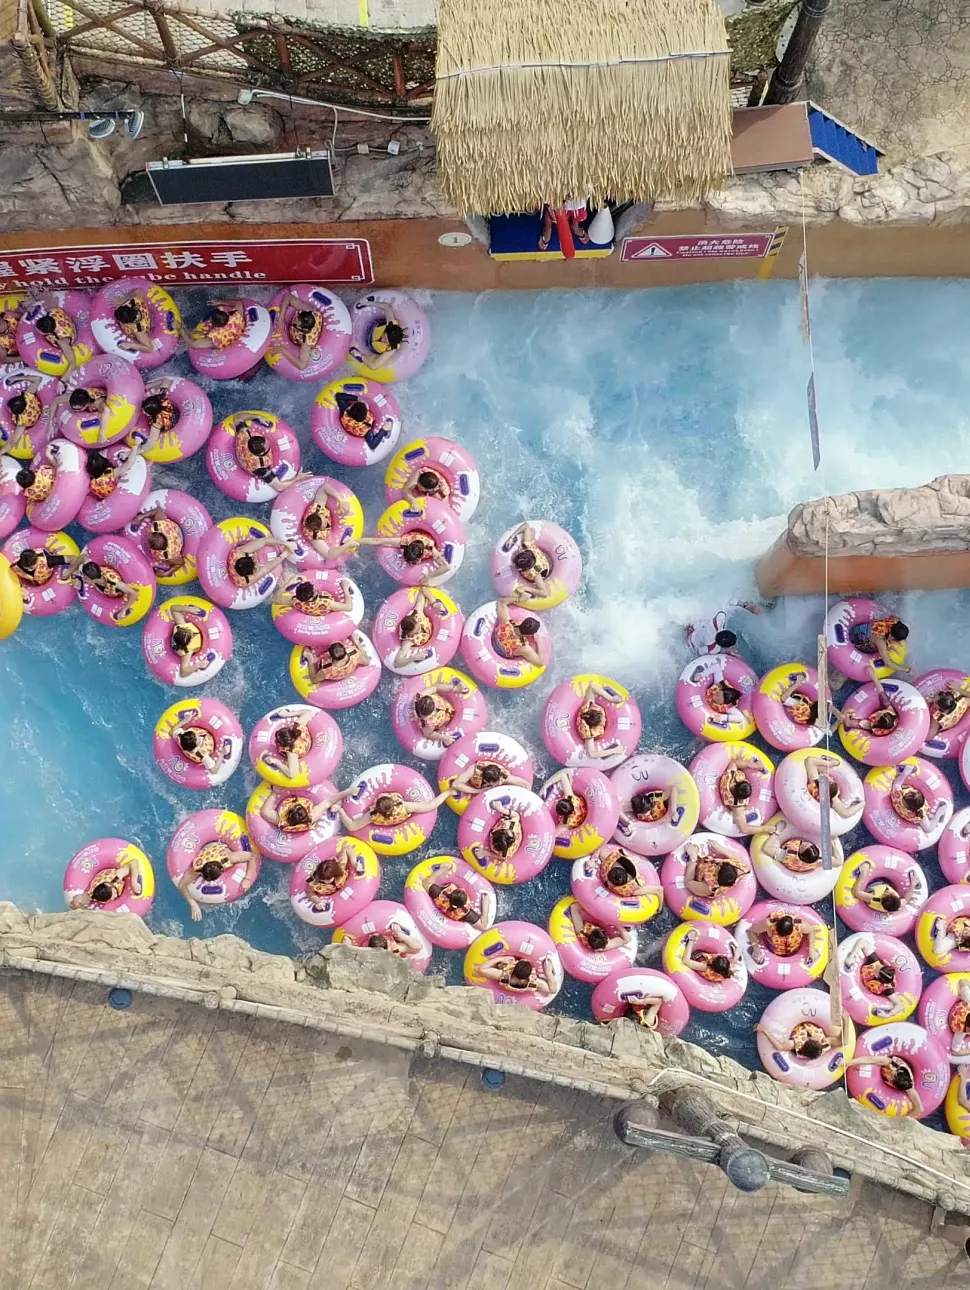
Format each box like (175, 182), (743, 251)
(1, 213), (970, 289)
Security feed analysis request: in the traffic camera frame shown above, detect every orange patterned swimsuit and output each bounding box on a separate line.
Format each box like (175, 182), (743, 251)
(314, 641), (360, 681)
(791, 1021), (827, 1054)
(557, 794), (588, 829)
(785, 694), (814, 726)
(763, 914), (803, 957)
(780, 839), (819, 873)
(11, 391), (41, 428)
(932, 694), (968, 731)
(279, 795), (315, 833)
(706, 686), (734, 715)
(277, 723), (312, 758)
(468, 762), (507, 790)
(0, 311), (20, 359)
(518, 543), (551, 584)
(403, 611), (432, 647)
(634, 792), (668, 823)
(419, 694), (454, 732)
(432, 884), (466, 920)
(370, 793), (409, 827)
(402, 531), (436, 561)
(950, 1001), (970, 1033)
(576, 701), (606, 741)
(288, 310), (323, 347)
(119, 296), (151, 336)
(89, 471), (118, 500)
(719, 769), (749, 808)
(860, 959), (894, 996)
(199, 309), (245, 350)
(301, 504), (332, 541)
(48, 307), (76, 341)
(694, 856), (733, 897)
(890, 786), (925, 824)
(235, 423), (274, 474)
(146, 395), (178, 434)
(229, 550), (261, 587)
(493, 620), (525, 660)
(15, 551), (56, 585)
(195, 841), (231, 871)
(181, 727), (216, 762)
(340, 409), (374, 438)
(149, 517), (184, 564)
(24, 464), (55, 503)
(697, 953), (731, 984)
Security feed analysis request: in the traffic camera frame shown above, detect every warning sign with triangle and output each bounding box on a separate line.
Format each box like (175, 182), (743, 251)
(628, 242), (672, 259)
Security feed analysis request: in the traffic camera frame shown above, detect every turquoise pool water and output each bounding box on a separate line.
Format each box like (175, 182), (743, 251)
(4, 278), (970, 1097)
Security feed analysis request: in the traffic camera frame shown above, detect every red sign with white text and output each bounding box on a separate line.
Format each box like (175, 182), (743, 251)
(0, 237), (373, 291)
(621, 233), (775, 262)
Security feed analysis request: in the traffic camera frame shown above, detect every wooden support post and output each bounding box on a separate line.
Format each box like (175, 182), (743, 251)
(145, 0), (179, 65)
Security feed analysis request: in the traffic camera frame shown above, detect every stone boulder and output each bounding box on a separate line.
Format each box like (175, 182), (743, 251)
(787, 475), (970, 557)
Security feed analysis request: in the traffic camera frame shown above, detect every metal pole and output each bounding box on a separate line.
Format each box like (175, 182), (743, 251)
(763, 0), (832, 106)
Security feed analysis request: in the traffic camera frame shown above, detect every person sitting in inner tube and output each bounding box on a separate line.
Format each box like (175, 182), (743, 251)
(927, 682), (970, 743)
(302, 633), (368, 686)
(356, 920), (425, 958)
(504, 523), (552, 599)
(889, 763), (946, 833)
(304, 840), (363, 910)
(332, 389), (396, 447)
(597, 847), (661, 903)
(803, 754), (862, 819)
(15, 442), (59, 504)
(34, 307), (77, 370)
(227, 536), (294, 588)
(300, 480), (359, 563)
(338, 785), (449, 834)
(754, 1015), (842, 1061)
(929, 913), (970, 962)
(84, 441), (143, 501)
(131, 504), (186, 577)
(842, 933), (909, 1020)
(575, 680), (624, 762)
(4, 374), (45, 438)
(273, 575), (353, 619)
(744, 911), (818, 967)
(844, 1052), (923, 1116)
(51, 385), (112, 444)
(541, 769), (589, 830)
(944, 979), (970, 1060)
(776, 670), (820, 727)
(618, 989), (676, 1031)
(705, 680), (743, 719)
(62, 554), (140, 622)
(70, 859), (145, 910)
(167, 606), (212, 680)
(231, 417), (305, 495)
(278, 293), (324, 370)
(850, 857), (922, 917)
(718, 751), (761, 832)
(683, 838), (750, 900)
(11, 545), (68, 592)
(567, 901), (632, 955)
(848, 615), (911, 674)
(170, 723), (225, 775)
(403, 465), (450, 504)
(177, 839), (258, 921)
(618, 786), (678, 835)
(182, 299), (246, 351)
(271, 719), (313, 779)
(479, 953), (558, 997)
(419, 859), (482, 926)
(839, 662), (900, 737)
(0, 305), (20, 361)
(469, 808), (523, 867)
(449, 758), (530, 800)
(358, 528), (452, 586)
(755, 820), (823, 873)
(680, 926), (741, 985)
(113, 295), (154, 354)
(413, 676), (469, 747)
(493, 595), (543, 667)
(135, 383), (180, 454)
(260, 791), (331, 835)
(350, 303), (408, 371)
(391, 588), (437, 670)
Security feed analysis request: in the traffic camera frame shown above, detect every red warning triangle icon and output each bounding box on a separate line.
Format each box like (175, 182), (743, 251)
(630, 242), (672, 259)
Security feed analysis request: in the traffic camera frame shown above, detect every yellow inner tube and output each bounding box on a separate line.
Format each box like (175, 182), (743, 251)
(0, 554), (24, 641)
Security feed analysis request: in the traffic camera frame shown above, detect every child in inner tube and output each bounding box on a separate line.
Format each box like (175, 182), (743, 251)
(574, 680), (624, 761)
(272, 575), (353, 619)
(842, 933), (908, 1020)
(302, 634), (366, 684)
(130, 504), (186, 577)
(113, 294), (154, 354)
(166, 606), (212, 680)
(469, 809), (523, 866)
(493, 595), (543, 667)
(567, 901), (631, 955)
(304, 840), (363, 908)
(358, 528), (452, 587)
(354, 920), (424, 958)
(848, 615), (911, 674)
(182, 299), (246, 351)
(337, 784), (450, 834)
(419, 859), (482, 926)
(136, 381), (180, 454)
(11, 544), (68, 590)
(541, 769), (588, 830)
(890, 763), (947, 832)
(34, 306), (77, 371)
(300, 480), (359, 564)
(84, 441), (142, 501)
(616, 785), (676, 836)
(803, 754), (862, 819)
(754, 1014), (841, 1062)
(850, 856), (922, 918)
(350, 302), (408, 371)
(4, 373), (45, 436)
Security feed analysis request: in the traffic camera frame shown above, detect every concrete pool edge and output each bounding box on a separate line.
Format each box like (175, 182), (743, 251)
(2, 901), (969, 1212)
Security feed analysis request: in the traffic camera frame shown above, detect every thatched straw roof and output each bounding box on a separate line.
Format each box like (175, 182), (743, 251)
(432, 0), (733, 215)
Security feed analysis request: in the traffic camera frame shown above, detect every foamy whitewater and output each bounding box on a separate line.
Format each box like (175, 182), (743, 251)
(3, 279), (970, 1092)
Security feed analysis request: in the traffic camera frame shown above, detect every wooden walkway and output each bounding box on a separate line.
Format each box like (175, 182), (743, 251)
(1, 968), (968, 1290)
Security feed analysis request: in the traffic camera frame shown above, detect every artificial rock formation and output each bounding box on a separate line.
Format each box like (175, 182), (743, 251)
(787, 475), (970, 557)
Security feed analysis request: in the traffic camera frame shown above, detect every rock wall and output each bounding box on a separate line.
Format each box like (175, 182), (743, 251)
(787, 475), (970, 557)
(3, 901), (969, 1214)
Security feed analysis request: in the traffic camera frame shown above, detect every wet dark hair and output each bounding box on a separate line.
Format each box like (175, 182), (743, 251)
(607, 864), (631, 887)
(586, 926), (609, 951)
(582, 706), (603, 728)
(719, 684), (742, 706)
(201, 860), (224, 881)
(400, 612), (420, 640)
(417, 470), (440, 491)
(114, 302), (139, 325)
(774, 915), (795, 937)
(295, 310), (316, 331)
(234, 554), (256, 579)
(880, 891), (901, 912)
(554, 797), (575, 821)
(938, 691), (959, 714)
(7, 394), (26, 416)
(85, 451), (111, 479)
(889, 1059), (913, 1091)
(303, 510), (324, 534)
(329, 642), (347, 662)
(294, 581), (316, 604)
(889, 621), (909, 641)
(283, 802), (310, 827)
(518, 617), (540, 637)
(383, 321), (405, 349)
(630, 791), (656, 818)
(714, 629), (737, 649)
(142, 394), (164, 418)
(177, 729), (199, 751)
(803, 700), (819, 724)
(709, 954), (731, 979)
(731, 779), (752, 802)
(91, 882), (115, 904)
(172, 626), (194, 652)
(510, 959), (533, 982)
(246, 435), (269, 458)
(81, 561), (101, 580)
(16, 549), (39, 571)
(490, 827), (515, 855)
(875, 964), (896, 986)
(716, 862), (739, 888)
(374, 794), (397, 814)
(276, 725), (299, 750)
(208, 307), (230, 327)
(147, 531), (168, 552)
(446, 888), (468, 909)
(480, 763), (504, 785)
(872, 709), (897, 732)
(901, 786), (926, 811)
(312, 859), (341, 883)
(415, 694), (436, 718)
(402, 539), (426, 565)
(800, 842), (821, 863)
(346, 399), (369, 422)
(36, 314), (57, 334)
(69, 388), (95, 411)
(797, 1037), (824, 1060)
(512, 548), (536, 572)
(367, 933), (389, 949)
(15, 468), (35, 489)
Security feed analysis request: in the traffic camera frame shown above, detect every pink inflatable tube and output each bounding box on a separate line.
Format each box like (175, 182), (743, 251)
(548, 895), (637, 984)
(676, 654), (758, 742)
(959, 737), (970, 795)
(55, 354), (144, 448)
(206, 411), (301, 505)
(270, 475), (363, 572)
(663, 921), (747, 1012)
(343, 763), (438, 856)
(335, 901), (433, 973)
(248, 704), (342, 787)
(374, 498), (466, 588)
(752, 664), (824, 752)
(142, 596), (232, 687)
(391, 669), (488, 762)
(245, 780), (338, 863)
(404, 856), (497, 950)
(591, 967), (690, 1036)
(689, 742), (776, 837)
(863, 758), (952, 851)
(384, 436), (481, 524)
(187, 299), (272, 379)
(756, 989), (854, 1091)
(825, 597), (908, 683)
(289, 837), (381, 929)
(349, 292), (431, 383)
(919, 973), (970, 1065)
(437, 731), (536, 816)
(166, 810), (259, 907)
(311, 378), (402, 467)
(270, 569), (363, 647)
(16, 292), (96, 376)
(750, 815), (844, 905)
(76, 534), (156, 628)
(835, 846), (927, 936)
(153, 697), (244, 789)
(846, 1023), (948, 1119)
(661, 835), (757, 926)
(541, 675), (641, 771)
(570, 848), (662, 926)
(78, 443), (151, 534)
(125, 488), (212, 585)
(839, 678), (930, 766)
(90, 278), (180, 369)
(917, 886), (970, 972)
(459, 786), (555, 884)
(541, 767), (619, 861)
(774, 749), (864, 838)
(197, 518), (284, 611)
(0, 457), (26, 538)
(489, 520), (583, 610)
(290, 633), (382, 712)
(127, 376), (213, 464)
(459, 600), (553, 689)
(838, 931), (922, 1026)
(63, 838), (154, 917)
(267, 284), (352, 382)
(1, 526), (77, 616)
(0, 365), (56, 458)
(609, 754), (699, 856)
(735, 900), (829, 990)
(916, 668), (970, 758)
(939, 808), (970, 885)
(373, 586), (463, 676)
(463, 921), (563, 1010)
(25, 439), (87, 532)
